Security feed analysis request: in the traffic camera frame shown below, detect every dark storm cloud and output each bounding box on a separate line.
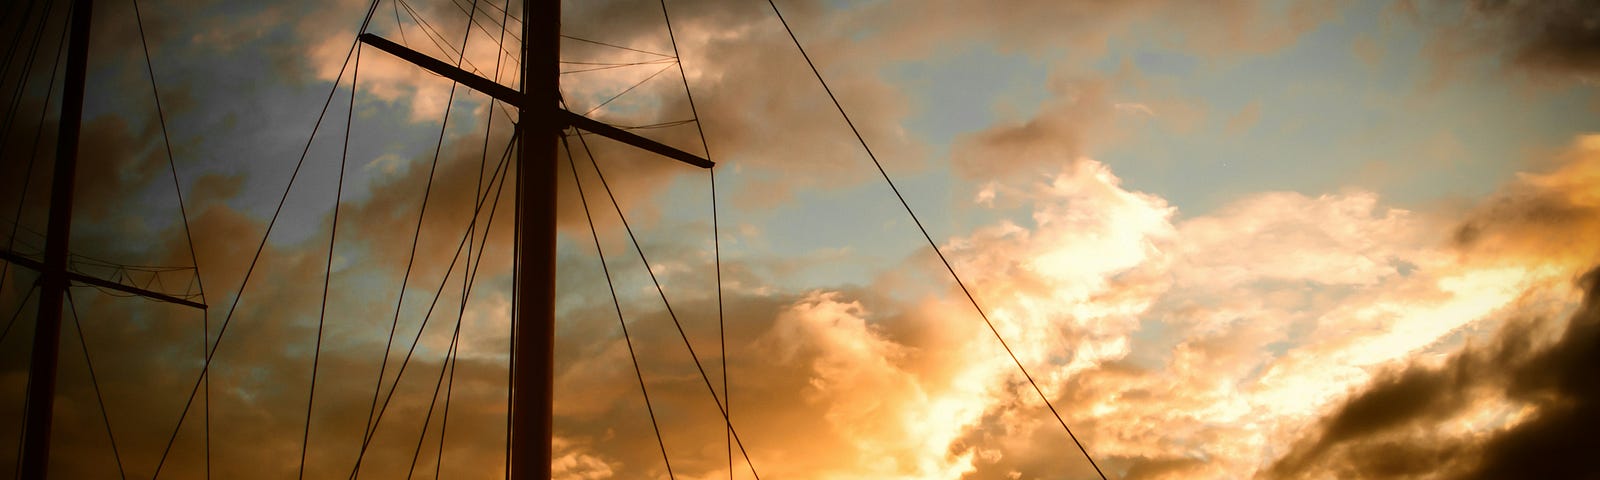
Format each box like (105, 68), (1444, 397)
(1470, 0), (1600, 77)
(1404, 0), (1600, 85)
(1263, 139), (1600, 480)
(1265, 265), (1600, 479)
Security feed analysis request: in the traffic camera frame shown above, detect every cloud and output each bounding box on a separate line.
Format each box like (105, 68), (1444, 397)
(917, 137), (1597, 480)
(1405, 0), (1600, 86)
(950, 77), (1117, 181)
(852, 0), (1346, 60)
(1451, 134), (1600, 271)
(1469, 0), (1600, 79)
(498, 156), (1177, 479)
(552, 437), (616, 479)
(1257, 133), (1600, 479)
(1265, 265), (1600, 479)
(1174, 190), (1419, 289)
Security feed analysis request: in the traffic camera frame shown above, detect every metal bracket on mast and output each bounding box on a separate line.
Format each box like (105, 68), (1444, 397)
(357, 33), (713, 169)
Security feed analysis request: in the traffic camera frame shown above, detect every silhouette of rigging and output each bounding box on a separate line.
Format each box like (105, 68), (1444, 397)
(0, 0), (1114, 478)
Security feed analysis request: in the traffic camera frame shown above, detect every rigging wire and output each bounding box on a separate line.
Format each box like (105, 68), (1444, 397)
(354, 1), (479, 475)
(357, 18), (458, 477)
(0, 0), (47, 145)
(406, 314), (464, 479)
(129, 0), (204, 306)
(0, 0), (65, 304)
(0, 12), (64, 322)
(65, 289), (127, 480)
(407, 143), (506, 480)
(396, 0), (668, 116)
(477, 0), (519, 25)
(392, 0), (409, 46)
(503, 3), (521, 476)
(0, 0), (39, 86)
(404, 143), (510, 477)
(572, 127), (762, 480)
(615, 118), (697, 130)
(297, 32), (362, 480)
(433, 1), (510, 474)
(476, 0), (514, 475)
(402, 1), (483, 476)
(128, 0), (213, 473)
(0, 7), (54, 470)
(61, 255), (193, 272)
(431, 293), (466, 479)
(448, 0), (523, 40)
(444, 0), (521, 61)
(711, 168), (731, 479)
(351, 140), (513, 478)
(561, 34), (672, 58)
(560, 58), (676, 66)
(504, 147), (517, 480)
(390, 0), (520, 127)
(760, 2), (1109, 478)
(653, 3), (732, 477)
(561, 131), (678, 479)
(395, 0), (469, 67)
(432, 337), (461, 478)
(145, 1), (387, 476)
(561, 61), (675, 75)
(0, 280), (39, 348)
(14, 374), (28, 480)
(581, 62), (675, 117)
(395, 0), (504, 85)
(0, 0), (53, 158)
(347, 131), (518, 479)
(0, 0), (40, 92)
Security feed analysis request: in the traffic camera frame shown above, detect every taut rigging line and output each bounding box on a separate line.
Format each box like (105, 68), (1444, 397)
(763, 0), (1110, 478)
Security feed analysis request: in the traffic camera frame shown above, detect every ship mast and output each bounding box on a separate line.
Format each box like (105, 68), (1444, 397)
(10, 0), (708, 476)
(358, 1), (714, 478)
(511, 0), (559, 477)
(15, 0), (209, 476)
(19, 0), (95, 477)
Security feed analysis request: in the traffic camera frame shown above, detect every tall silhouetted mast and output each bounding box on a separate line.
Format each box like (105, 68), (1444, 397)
(9, 0), (710, 476)
(359, 1), (712, 477)
(16, 0), (94, 476)
(513, 0), (559, 477)
(13, 0), (209, 477)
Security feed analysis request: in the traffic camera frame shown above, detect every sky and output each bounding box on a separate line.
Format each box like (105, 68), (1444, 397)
(1, 0), (1599, 478)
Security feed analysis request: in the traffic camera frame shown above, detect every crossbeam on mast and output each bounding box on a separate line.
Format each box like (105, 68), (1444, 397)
(0, 250), (207, 310)
(357, 33), (713, 169)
